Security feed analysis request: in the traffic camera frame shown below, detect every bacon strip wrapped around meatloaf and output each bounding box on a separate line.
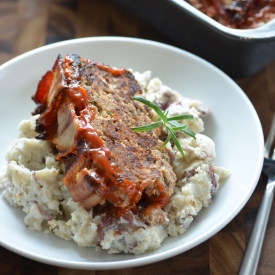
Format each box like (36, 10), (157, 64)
(32, 54), (176, 226)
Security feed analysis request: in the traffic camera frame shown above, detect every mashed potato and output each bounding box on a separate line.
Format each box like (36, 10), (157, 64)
(0, 71), (229, 254)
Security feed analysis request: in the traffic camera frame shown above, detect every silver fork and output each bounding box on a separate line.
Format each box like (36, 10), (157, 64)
(239, 115), (275, 275)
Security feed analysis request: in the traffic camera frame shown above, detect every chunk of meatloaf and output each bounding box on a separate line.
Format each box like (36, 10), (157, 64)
(32, 53), (176, 225)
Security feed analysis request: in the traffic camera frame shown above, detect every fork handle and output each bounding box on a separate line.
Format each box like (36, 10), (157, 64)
(238, 180), (275, 275)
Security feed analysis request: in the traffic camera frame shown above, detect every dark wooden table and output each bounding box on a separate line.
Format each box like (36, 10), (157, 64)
(1, 0), (275, 274)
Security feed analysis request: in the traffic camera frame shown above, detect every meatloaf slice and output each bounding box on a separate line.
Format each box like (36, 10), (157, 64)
(32, 53), (176, 225)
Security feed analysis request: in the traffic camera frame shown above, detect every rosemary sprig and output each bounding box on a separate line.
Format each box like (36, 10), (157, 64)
(131, 96), (196, 156)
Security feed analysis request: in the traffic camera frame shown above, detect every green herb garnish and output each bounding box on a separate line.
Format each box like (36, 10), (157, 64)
(131, 96), (196, 156)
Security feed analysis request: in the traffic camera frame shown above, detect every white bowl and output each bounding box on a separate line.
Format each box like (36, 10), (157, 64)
(0, 37), (264, 270)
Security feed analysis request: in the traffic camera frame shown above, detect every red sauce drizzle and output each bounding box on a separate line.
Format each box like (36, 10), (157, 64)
(55, 87), (142, 208)
(97, 63), (126, 76)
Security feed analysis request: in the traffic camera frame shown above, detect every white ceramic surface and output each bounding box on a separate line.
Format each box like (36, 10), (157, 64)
(0, 37), (264, 270)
